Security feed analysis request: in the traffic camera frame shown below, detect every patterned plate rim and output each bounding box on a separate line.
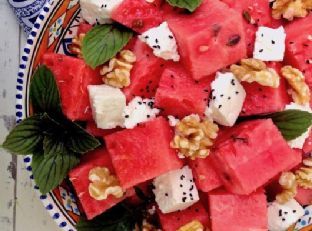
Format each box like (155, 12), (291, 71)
(16, 0), (77, 230)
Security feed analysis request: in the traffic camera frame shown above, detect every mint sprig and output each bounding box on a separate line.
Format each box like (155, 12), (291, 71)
(268, 109), (312, 141)
(165, 0), (203, 12)
(82, 24), (133, 69)
(2, 65), (100, 194)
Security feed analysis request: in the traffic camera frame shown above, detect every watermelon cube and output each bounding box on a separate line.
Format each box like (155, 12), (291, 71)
(188, 157), (222, 192)
(41, 53), (102, 121)
(123, 39), (167, 101)
(111, 0), (163, 33)
(285, 14), (312, 88)
(208, 190), (267, 231)
(167, 0), (246, 80)
(295, 187), (312, 206)
(155, 66), (211, 118)
(69, 148), (130, 220)
(158, 202), (210, 231)
(210, 119), (301, 195)
(105, 117), (183, 189)
(77, 22), (92, 35)
(303, 130), (312, 154)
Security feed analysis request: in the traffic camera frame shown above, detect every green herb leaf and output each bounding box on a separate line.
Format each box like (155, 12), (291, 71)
(2, 114), (45, 155)
(268, 109), (312, 141)
(82, 24), (133, 69)
(76, 203), (136, 231)
(31, 152), (79, 194)
(30, 65), (62, 114)
(165, 0), (203, 12)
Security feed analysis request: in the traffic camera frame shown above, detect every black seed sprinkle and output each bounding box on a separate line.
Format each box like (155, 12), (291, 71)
(271, 40), (275, 44)
(183, 192), (186, 195)
(282, 218), (285, 222)
(259, 49), (264, 53)
(138, 102), (142, 105)
(180, 184), (183, 188)
(180, 175), (185, 180)
(169, 35), (174, 39)
(125, 115), (129, 118)
(213, 96), (216, 100)
(231, 79), (235, 86)
(261, 33), (264, 37)
(147, 115), (150, 118)
(189, 193), (193, 197)
(145, 35), (149, 39)
(152, 45), (158, 49)
(284, 211), (288, 214)
(182, 197), (187, 202)
(235, 91), (239, 94)
(228, 97), (231, 100)
(293, 210), (296, 213)
(155, 38), (159, 44)
(165, 193), (168, 196)
(189, 185), (194, 191)
(190, 179), (193, 183)
(218, 105), (222, 109)
(220, 94), (224, 97)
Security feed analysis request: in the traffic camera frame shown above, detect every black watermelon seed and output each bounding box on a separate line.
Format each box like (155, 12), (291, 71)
(226, 34), (241, 46)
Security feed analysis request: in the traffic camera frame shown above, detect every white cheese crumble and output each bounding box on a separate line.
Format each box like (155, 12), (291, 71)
(206, 72), (246, 127)
(88, 85), (126, 129)
(153, 166), (199, 213)
(268, 199), (304, 231)
(285, 102), (312, 149)
(80, 0), (123, 25)
(167, 115), (179, 127)
(139, 22), (180, 62)
(253, 26), (286, 61)
(122, 97), (160, 129)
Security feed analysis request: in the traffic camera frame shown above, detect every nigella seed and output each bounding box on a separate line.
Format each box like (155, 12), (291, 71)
(183, 192), (186, 195)
(235, 91), (239, 94)
(189, 185), (194, 191)
(180, 184), (183, 187)
(228, 97), (231, 100)
(213, 96), (216, 100)
(152, 45), (158, 49)
(125, 115), (129, 118)
(293, 210), (296, 213)
(169, 35), (174, 39)
(220, 94), (224, 97)
(147, 115), (150, 118)
(271, 40), (275, 44)
(180, 175), (185, 180)
(231, 79), (235, 86)
(182, 197), (187, 202)
(155, 38), (159, 44)
(282, 218), (286, 221)
(279, 209), (282, 217)
(165, 193), (168, 197)
(138, 102), (142, 105)
(190, 179), (193, 182)
(189, 193), (193, 197)
(259, 49), (264, 53)
(284, 211), (288, 214)
(226, 34), (241, 46)
(145, 35), (149, 39)
(218, 105), (222, 109)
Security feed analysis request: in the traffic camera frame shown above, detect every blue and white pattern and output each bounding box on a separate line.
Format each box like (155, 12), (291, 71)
(16, 0), (80, 230)
(294, 205), (312, 230)
(48, 13), (65, 46)
(8, 0), (49, 35)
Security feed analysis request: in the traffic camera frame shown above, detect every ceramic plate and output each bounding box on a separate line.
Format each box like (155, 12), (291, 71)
(16, 0), (84, 230)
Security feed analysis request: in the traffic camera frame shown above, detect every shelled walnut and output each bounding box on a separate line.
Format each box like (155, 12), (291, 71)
(272, 0), (312, 21)
(100, 50), (136, 88)
(88, 167), (124, 200)
(177, 220), (204, 231)
(69, 33), (86, 58)
(171, 114), (219, 160)
(230, 58), (280, 88)
(281, 66), (310, 105)
(276, 172), (297, 204)
(296, 158), (312, 189)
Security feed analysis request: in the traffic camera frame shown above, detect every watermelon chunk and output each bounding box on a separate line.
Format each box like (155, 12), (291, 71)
(69, 148), (130, 220)
(188, 157), (222, 192)
(221, 0), (281, 56)
(123, 39), (167, 101)
(111, 0), (163, 33)
(158, 202), (210, 231)
(167, 0), (246, 80)
(155, 66), (211, 118)
(285, 14), (312, 88)
(208, 189), (267, 231)
(210, 119), (301, 195)
(41, 53), (102, 121)
(77, 22), (92, 35)
(295, 187), (312, 206)
(105, 117), (183, 189)
(303, 130), (312, 154)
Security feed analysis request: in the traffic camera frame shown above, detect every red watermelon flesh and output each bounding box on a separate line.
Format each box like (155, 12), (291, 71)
(303, 130), (312, 154)
(167, 0), (246, 80)
(41, 53), (102, 121)
(295, 187), (312, 206)
(123, 39), (167, 101)
(69, 148), (131, 220)
(111, 0), (163, 33)
(188, 157), (222, 192)
(105, 117), (183, 189)
(240, 62), (290, 116)
(158, 202), (210, 231)
(210, 119), (301, 195)
(77, 22), (92, 35)
(220, 0), (281, 56)
(86, 121), (121, 137)
(285, 14), (312, 88)
(155, 66), (211, 118)
(208, 189), (267, 231)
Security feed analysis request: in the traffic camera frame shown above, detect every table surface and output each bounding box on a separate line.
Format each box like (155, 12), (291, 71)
(0, 2), (59, 231)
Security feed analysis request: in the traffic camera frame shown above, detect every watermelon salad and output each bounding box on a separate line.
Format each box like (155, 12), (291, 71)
(3, 0), (312, 230)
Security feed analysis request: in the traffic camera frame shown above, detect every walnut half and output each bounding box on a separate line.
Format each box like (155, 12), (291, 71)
(272, 0), (312, 21)
(276, 172), (297, 204)
(230, 58), (280, 88)
(88, 167), (124, 200)
(171, 115), (219, 160)
(177, 220), (204, 231)
(296, 157), (312, 189)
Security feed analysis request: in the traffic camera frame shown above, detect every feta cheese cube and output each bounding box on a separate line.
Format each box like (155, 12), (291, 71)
(206, 72), (246, 126)
(139, 22), (180, 61)
(153, 166), (199, 213)
(88, 85), (126, 129)
(268, 199), (304, 231)
(80, 0), (123, 25)
(285, 103), (312, 149)
(253, 26), (286, 61)
(122, 97), (160, 129)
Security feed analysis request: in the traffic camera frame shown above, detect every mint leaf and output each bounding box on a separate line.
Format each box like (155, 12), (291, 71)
(82, 24), (133, 69)
(166, 0), (203, 12)
(30, 65), (62, 114)
(268, 109), (312, 141)
(32, 152), (79, 194)
(2, 114), (45, 155)
(76, 204), (136, 231)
